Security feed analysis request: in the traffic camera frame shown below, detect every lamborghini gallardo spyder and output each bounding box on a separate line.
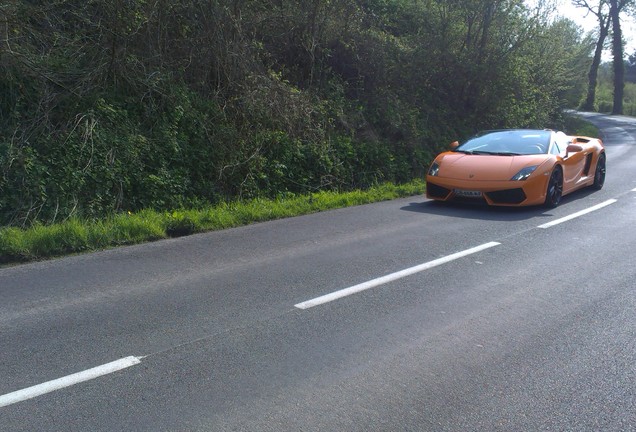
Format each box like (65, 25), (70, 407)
(425, 129), (606, 207)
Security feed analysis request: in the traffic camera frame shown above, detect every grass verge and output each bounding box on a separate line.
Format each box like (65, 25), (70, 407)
(563, 115), (600, 138)
(0, 180), (425, 264)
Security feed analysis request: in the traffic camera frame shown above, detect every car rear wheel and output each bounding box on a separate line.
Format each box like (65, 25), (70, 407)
(592, 153), (606, 190)
(544, 166), (563, 208)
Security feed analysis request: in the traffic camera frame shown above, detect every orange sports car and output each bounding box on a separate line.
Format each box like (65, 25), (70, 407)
(425, 129), (606, 207)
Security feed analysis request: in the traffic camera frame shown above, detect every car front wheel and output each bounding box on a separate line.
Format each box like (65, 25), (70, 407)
(544, 166), (563, 208)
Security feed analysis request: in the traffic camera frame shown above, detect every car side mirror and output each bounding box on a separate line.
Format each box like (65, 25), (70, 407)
(565, 144), (583, 158)
(566, 144), (583, 152)
(450, 141), (459, 150)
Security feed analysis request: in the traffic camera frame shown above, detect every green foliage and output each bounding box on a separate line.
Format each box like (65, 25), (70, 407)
(562, 116), (600, 138)
(578, 49), (636, 116)
(593, 65), (636, 116)
(0, 180), (425, 263)
(0, 0), (593, 227)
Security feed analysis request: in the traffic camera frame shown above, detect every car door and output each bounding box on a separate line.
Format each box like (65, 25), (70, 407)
(556, 133), (586, 192)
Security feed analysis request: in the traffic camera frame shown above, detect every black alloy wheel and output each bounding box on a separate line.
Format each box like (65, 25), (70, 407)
(544, 166), (563, 208)
(592, 153), (606, 190)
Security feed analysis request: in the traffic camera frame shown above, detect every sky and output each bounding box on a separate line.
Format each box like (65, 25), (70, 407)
(553, 0), (636, 58)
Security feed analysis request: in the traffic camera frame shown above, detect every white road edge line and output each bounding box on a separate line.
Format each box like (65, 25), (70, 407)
(295, 242), (501, 310)
(537, 199), (618, 229)
(632, 187), (636, 192)
(0, 356), (142, 408)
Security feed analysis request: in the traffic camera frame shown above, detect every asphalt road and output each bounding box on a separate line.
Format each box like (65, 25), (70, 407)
(1, 113), (635, 431)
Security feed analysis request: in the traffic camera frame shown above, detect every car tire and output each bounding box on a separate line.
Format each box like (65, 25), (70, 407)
(544, 166), (563, 208)
(592, 153), (606, 190)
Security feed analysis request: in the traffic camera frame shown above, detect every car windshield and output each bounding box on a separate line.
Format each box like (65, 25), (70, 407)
(455, 130), (551, 155)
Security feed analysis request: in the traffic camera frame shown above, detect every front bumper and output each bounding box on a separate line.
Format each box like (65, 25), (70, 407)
(425, 174), (550, 206)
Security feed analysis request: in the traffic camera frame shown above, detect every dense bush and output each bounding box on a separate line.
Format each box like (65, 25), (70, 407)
(0, 0), (592, 226)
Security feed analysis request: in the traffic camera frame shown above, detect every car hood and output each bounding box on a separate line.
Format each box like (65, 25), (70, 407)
(436, 153), (550, 181)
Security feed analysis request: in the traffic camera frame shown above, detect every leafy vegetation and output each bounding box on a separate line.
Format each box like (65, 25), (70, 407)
(593, 61), (636, 115)
(563, 115), (600, 137)
(0, 180), (424, 263)
(0, 0), (595, 229)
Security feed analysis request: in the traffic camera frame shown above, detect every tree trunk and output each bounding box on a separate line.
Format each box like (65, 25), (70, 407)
(610, 0), (624, 115)
(582, 16), (610, 111)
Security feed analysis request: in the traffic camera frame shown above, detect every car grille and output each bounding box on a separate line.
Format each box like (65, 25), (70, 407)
(426, 182), (451, 199)
(485, 188), (526, 204)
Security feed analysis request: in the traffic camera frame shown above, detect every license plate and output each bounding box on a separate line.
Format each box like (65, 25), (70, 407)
(453, 189), (482, 198)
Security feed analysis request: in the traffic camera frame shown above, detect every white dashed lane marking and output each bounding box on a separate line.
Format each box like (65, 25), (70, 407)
(0, 356), (143, 408)
(295, 242), (501, 310)
(537, 199), (617, 229)
(2, 195), (628, 409)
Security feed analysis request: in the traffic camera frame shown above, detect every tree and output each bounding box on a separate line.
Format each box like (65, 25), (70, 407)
(609, 0), (636, 114)
(610, 0), (624, 113)
(625, 50), (636, 81)
(572, 0), (611, 111)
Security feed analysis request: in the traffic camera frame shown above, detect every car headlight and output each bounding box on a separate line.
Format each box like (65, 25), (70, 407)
(428, 162), (440, 176)
(511, 165), (538, 181)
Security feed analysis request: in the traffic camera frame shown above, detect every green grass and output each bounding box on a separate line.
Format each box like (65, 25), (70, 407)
(0, 180), (425, 264)
(563, 115), (600, 138)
